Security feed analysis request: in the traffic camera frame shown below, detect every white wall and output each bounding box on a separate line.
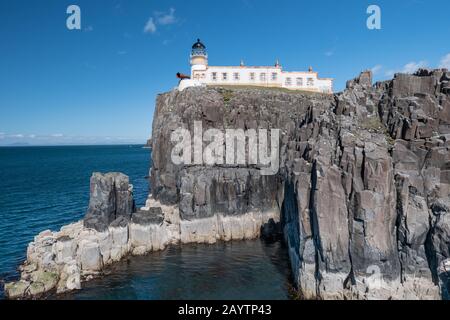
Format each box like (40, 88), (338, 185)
(191, 65), (333, 93)
(316, 78), (333, 94)
(193, 66), (281, 86)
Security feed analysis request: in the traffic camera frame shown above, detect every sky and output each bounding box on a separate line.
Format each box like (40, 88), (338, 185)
(0, 0), (449, 146)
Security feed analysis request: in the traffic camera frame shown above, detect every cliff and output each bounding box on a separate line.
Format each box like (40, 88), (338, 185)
(5, 69), (450, 300)
(149, 69), (450, 299)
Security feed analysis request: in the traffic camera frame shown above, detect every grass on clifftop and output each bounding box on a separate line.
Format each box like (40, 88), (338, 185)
(210, 85), (331, 96)
(220, 89), (234, 103)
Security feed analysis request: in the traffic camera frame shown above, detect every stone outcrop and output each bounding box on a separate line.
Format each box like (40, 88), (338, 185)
(5, 171), (276, 299)
(5, 173), (171, 299)
(6, 68), (450, 299)
(84, 172), (135, 232)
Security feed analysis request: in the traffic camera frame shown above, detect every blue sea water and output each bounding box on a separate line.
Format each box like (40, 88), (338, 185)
(0, 145), (291, 300)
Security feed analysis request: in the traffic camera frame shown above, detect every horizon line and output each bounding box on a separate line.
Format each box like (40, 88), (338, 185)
(0, 143), (148, 148)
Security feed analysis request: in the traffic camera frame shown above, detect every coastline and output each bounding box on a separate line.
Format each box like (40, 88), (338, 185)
(3, 206), (281, 299)
(0, 144), (147, 148)
(4, 69), (450, 300)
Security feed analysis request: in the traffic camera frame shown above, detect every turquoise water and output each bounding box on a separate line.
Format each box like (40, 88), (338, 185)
(0, 145), (291, 300)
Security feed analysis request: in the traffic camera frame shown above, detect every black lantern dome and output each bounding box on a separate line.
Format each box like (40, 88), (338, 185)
(192, 38), (206, 50)
(191, 39), (207, 57)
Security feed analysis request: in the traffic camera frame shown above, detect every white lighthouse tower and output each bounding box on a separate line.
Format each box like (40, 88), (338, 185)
(190, 39), (208, 80)
(178, 39), (208, 91)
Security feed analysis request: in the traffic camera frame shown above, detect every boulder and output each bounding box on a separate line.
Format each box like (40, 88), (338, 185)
(54, 236), (76, 264)
(25, 270), (59, 296)
(4, 281), (30, 299)
(57, 261), (81, 293)
(78, 240), (102, 273)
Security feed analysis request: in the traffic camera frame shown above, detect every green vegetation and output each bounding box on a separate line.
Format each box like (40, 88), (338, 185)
(210, 85), (330, 96)
(362, 116), (383, 132)
(361, 116), (395, 146)
(220, 89), (234, 104)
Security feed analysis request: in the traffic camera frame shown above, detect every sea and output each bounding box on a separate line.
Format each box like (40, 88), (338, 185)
(0, 145), (292, 300)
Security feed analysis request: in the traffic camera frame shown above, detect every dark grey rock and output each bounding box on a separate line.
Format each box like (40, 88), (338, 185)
(83, 172), (135, 232)
(346, 70), (372, 88)
(110, 215), (130, 228)
(84, 216), (108, 232)
(56, 235), (73, 242)
(131, 208), (164, 225)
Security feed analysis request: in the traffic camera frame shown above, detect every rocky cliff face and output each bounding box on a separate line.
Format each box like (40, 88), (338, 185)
(149, 69), (450, 299)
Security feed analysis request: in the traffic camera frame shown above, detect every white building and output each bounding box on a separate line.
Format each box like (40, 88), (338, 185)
(179, 39), (333, 93)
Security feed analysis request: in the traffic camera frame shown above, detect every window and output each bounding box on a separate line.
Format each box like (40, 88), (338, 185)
(250, 72), (255, 81)
(212, 72), (217, 81)
(222, 73), (228, 81)
(233, 72), (240, 81)
(296, 77), (303, 86)
(271, 73), (278, 81)
(307, 77), (314, 86)
(285, 77), (292, 86)
(260, 73), (266, 82)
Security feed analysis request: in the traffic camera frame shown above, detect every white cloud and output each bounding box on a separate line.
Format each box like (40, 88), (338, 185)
(384, 60), (428, 77)
(117, 51), (127, 55)
(156, 8), (177, 25)
(0, 133), (146, 146)
(371, 65), (383, 75)
(144, 7), (178, 35)
(84, 26), (94, 32)
(144, 18), (157, 34)
(439, 53), (450, 69)
(324, 50), (334, 57)
(401, 60), (428, 73)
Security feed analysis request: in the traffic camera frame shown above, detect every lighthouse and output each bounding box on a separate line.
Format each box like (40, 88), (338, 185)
(178, 39), (334, 93)
(190, 39), (208, 80)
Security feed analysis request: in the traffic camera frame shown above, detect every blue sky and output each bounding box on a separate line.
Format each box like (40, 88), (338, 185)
(0, 0), (449, 146)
